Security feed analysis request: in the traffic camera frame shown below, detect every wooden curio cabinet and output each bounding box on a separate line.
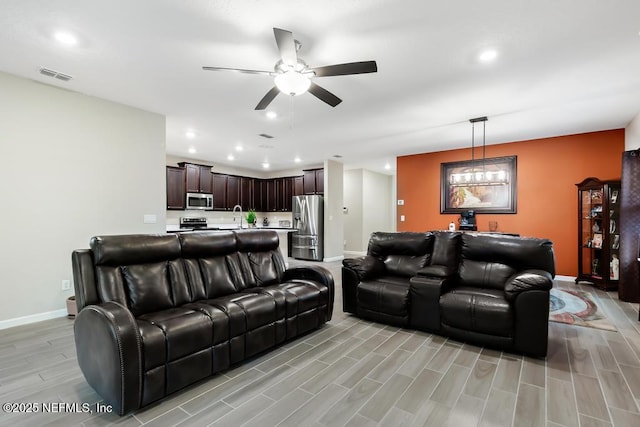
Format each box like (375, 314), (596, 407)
(576, 177), (621, 291)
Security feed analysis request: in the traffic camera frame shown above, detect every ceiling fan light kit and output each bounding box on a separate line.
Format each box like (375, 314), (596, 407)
(274, 70), (311, 96)
(203, 27), (377, 110)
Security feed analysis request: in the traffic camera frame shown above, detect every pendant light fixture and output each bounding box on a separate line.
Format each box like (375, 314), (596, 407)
(449, 116), (508, 186)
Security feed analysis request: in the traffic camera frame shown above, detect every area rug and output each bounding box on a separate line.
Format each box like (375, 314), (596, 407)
(549, 288), (617, 331)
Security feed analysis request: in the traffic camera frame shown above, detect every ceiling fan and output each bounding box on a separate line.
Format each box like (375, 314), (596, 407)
(203, 28), (377, 110)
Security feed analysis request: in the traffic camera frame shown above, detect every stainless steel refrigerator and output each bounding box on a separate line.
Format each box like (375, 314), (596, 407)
(291, 195), (324, 261)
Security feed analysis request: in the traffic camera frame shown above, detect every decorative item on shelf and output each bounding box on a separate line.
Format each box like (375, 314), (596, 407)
(592, 259), (600, 276)
(609, 219), (616, 233)
(246, 209), (257, 227)
(263, 217), (270, 227)
(611, 190), (618, 204)
(448, 221), (456, 231)
(592, 221), (601, 233)
(612, 234), (620, 250)
(610, 254), (620, 280)
(592, 233), (603, 249)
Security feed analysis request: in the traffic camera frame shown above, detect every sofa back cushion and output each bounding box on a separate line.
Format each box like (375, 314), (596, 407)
(178, 231), (241, 299)
(91, 234), (186, 316)
(459, 233), (555, 289)
(235, 230), (286, 287)
(367, 232), (434, 277)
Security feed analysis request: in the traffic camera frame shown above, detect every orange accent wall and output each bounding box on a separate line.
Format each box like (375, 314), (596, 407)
(396, 129), (624, 276)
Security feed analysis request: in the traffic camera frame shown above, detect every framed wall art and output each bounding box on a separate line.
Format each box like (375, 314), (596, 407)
(440, 155), (517, 214)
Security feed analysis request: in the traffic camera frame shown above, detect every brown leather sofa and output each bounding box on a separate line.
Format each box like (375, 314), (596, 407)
(342, 231), (555, 357)
(72, 230), (334, 415)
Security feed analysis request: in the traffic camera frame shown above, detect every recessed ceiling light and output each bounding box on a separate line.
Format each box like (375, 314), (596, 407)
(185, 131), (196, 139)
(262, 162), (270, 169)
(478, 49), (498, 62)
(294, 157), (301, 163)
(266, 111), (277, 119)
(188, 147), (196, 154)
(384, 163), (391, 170)
(227, 154), (235, 161)
(235, 145), (243, 152)
(54, 31), (77, 46)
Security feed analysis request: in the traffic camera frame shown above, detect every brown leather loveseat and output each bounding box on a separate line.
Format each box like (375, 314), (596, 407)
(72, 230), (334, 415)
(342, 231), (555, 357)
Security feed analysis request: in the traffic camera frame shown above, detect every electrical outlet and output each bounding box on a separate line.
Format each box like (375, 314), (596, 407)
(61, 279), (71, 291)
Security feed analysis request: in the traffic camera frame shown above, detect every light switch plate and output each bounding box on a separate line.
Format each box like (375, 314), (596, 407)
(400, 215), (405, 221)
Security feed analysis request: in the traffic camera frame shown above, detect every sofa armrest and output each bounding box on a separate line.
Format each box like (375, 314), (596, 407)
(504, 270), (553, 302)
(342, 255), (386, 281)
(415, 264), (456, 278)
(74, 302), (143, 415)
(409, 275), (452, 332)
(283, 266), (335, 321)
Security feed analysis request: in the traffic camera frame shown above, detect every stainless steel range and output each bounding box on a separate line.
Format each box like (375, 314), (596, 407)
(179, 217), (208, 229)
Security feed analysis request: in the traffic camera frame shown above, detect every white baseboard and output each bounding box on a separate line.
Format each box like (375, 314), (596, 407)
(0, 308), (68, 330)
(555, 275), (577, 282)
(323, 255), (345, 262)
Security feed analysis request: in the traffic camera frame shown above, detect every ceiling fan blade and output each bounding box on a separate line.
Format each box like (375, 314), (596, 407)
(308, 82), (342, 107)
(273, 28), (298, 67)
(255, 87), (280, 110)
(312, 61), (378, 77)
(202, 66), (272, 75)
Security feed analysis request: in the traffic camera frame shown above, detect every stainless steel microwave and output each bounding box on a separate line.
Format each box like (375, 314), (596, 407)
(186, 192), (213, 210)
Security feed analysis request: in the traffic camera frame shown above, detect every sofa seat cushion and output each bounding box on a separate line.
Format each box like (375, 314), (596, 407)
(247, 280), (329, 338)
(205, 292), (279, 331)
(137, 308), (213, 363)
(440, 287), (513, 337)
(357, 279), (410, 318)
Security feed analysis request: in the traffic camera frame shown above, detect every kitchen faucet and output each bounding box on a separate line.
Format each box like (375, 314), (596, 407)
(232, 205), (243, 229)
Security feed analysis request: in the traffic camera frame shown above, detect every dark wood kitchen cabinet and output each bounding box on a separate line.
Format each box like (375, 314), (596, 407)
(212, 173), (228, 210)
(227, 175), (241, 208)
(266, 179), (277, 212)
(178, 162), (212, 193)
(280, 177), (294, 211)
(166, 166), (186, 210)
(240, 177), (253, 210)
(253, 179), (267, 212)
(293, 176), (304, 197)
(303, 168), (324, 195)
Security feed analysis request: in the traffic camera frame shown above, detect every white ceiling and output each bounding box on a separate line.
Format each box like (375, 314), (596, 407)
(2, 0), (640, 174)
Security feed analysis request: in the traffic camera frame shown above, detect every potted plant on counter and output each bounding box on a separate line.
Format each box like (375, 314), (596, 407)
(246, 209), (257, 227)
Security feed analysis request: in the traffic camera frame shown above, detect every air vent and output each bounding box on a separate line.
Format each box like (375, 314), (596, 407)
(259, 144), (274, 149)
(39, 67), (73, 81)
(333, 154), (343, 158)
(259, 133), (274, 139)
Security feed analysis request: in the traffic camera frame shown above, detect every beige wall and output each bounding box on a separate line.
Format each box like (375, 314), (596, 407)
(343, 169), (364, 253)
(0, 72), (166, 326)
(626, 112), (640, 150)
(323, 159), (344, 261)
(343, 168), (394, 253)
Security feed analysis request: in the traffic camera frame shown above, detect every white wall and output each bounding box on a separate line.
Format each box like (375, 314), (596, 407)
(323, 159), (344, 261)
(626, 112), (640, 150)
(0, 72), (166, 325)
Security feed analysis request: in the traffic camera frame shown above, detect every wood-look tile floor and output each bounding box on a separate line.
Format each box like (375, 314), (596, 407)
(1, 259), (640, 426)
